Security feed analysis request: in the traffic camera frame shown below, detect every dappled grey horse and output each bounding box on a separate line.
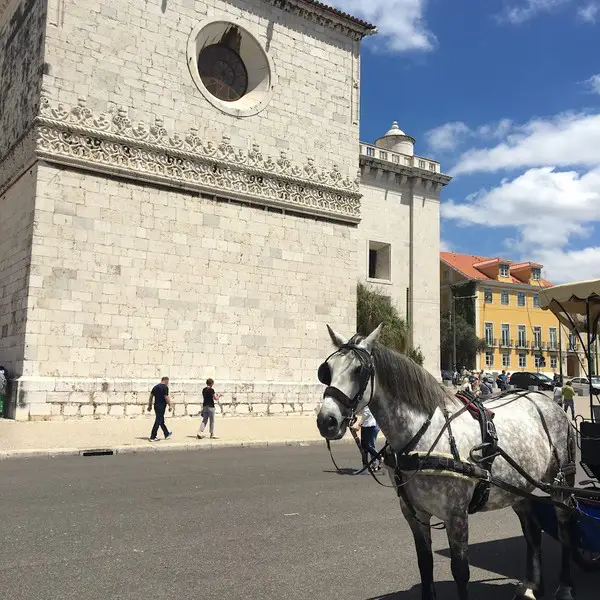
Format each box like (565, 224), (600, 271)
(316, 324), (576, 600)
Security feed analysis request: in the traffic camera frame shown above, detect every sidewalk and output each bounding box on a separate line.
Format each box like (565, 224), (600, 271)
(0, 415), (344, 460)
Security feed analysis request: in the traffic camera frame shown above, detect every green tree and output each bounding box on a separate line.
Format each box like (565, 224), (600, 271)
(440, 312), (487, 370)
(356, 283), (424, 365)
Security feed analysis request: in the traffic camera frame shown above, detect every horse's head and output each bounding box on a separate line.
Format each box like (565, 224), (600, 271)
(316, 323), (382, 440)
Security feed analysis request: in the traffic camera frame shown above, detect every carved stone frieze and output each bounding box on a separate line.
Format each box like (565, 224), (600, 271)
(35, 94), (361, 222)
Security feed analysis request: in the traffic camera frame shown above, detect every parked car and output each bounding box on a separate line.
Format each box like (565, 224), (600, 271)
(569, 376), (600, 396)
(509, 372), (554, 391)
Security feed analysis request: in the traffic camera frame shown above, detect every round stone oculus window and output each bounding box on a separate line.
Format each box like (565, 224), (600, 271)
(197, 43), (248, 102)
(187, 18), (275, 118)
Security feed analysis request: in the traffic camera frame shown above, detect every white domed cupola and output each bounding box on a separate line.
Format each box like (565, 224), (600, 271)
(374, 121), (415, 157)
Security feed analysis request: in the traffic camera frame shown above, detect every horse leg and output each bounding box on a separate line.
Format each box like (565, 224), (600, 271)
(554, 507), (574, 600)
(400, 501), (436, 600)
(513, 502), (544, 599)
(445, 513), (470, 600)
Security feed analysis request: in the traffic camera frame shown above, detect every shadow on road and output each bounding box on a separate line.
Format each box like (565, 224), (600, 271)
(367, 581), (513, 600)
(368, 536), (597, 599)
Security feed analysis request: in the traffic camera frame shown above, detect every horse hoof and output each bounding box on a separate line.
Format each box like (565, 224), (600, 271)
(554, 586), (574, 600)
(513, 583), (538, 600)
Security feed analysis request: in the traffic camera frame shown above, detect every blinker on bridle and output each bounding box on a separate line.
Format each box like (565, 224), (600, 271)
(317, 343), (375, 423)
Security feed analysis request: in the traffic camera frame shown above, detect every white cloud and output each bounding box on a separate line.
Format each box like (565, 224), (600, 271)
(440, 239), (454, 252)
(578, 2), (600, 22)
(451, 112), (600, 175)
(327, 0), (435, 52)
(442, 166), (600, 282)
(585, 74), (600, 95)
(500, 0), (571, 24)
(426, 119), (514, 154)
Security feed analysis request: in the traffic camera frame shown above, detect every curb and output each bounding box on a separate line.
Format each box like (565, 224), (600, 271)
(0, 436), (354, 461)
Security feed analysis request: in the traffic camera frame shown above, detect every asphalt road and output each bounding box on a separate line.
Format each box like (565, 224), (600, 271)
(0, 445), (596, 600)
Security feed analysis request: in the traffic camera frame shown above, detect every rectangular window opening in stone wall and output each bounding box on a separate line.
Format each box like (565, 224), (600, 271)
(368, 241), (391, 281)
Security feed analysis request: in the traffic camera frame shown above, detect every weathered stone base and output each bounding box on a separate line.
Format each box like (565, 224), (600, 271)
(10, 377), (322, 421)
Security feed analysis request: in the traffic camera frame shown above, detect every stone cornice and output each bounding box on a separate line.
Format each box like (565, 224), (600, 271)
(265, 0), (376, 40)
(360, 155), (452, 192)
(32, 93), (361, 223)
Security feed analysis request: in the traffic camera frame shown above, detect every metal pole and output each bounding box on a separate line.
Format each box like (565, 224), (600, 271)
(587, 299), (594, 422)
(558, 327), (564, 384)
(452, 296), (457, 372)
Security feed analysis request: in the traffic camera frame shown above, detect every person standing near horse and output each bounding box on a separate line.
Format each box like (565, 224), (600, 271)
(0, 366), (7, 418)
(147, 376), (173, 441)
(351, 405), (381, 471)
(561, 381), (576, 419)
(197, 378), (221, 439)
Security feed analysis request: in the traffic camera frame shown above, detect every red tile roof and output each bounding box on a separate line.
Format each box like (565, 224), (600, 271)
(302, 1), (377, 30)
(441, 252), (553, 287)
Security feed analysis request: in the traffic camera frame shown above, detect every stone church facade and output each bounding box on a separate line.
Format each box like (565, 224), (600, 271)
(0, 0), (450, 420)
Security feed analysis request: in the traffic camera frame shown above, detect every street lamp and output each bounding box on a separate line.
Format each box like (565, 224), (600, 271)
(452, 292), (478, 372)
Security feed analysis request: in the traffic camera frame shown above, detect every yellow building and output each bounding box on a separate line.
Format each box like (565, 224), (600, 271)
(440, 253), (584, 376)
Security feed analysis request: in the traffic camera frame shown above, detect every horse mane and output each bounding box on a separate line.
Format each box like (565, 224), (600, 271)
(348, 334), (457, 414)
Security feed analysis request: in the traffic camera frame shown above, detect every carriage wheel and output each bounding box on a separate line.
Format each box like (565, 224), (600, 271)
(572, 546), (600, 571)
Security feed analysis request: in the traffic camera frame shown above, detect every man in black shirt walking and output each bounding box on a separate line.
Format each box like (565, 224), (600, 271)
(147, 376), (173, 442)
(197, 378), (221, 439)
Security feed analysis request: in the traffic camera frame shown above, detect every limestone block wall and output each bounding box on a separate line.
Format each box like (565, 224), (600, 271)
(41, 0), (361, 177)
(0, 168), (37, 379)
(0, 0), (47, 161)
(411, 183), (441, 377)
(13, 164), (357, 420)
(357, 172), (411, 321)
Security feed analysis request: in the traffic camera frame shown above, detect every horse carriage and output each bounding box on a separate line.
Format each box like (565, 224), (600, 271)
(316, 278), (600, 599)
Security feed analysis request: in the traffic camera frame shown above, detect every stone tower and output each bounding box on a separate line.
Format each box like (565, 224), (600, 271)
(0, 0), (376, 419)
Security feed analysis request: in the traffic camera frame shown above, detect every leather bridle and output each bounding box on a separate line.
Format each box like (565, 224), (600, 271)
(317, 343), (375, 425)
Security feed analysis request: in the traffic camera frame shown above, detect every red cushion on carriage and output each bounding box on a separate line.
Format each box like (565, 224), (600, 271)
(455, 391), (495, 421)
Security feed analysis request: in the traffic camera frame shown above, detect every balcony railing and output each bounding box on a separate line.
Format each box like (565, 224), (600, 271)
(485, 337), (497, 347)
(360, 144), (441, 173)
(499, 338), (513, 348)
(516, 339), (528, 349)
(531, 340), (544, 350)
(547, 342), (558, 351)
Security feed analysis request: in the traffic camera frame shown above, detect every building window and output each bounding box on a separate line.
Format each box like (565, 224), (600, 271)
(534, 355), (543, 369)
(444, 268), (450, 281)
(501, 290), (509, 305)
(533, 294), (540, 308)
(517, 325), (527, 348)
(517, 292), (525, 307)
(405, 157), (411, 166)
(368, 241), (391, 281)
(569, 332), (577, 351)
(392, 154), (399, 164)
(501, 324), (510, 347)
(532, 268), (541, 281)
(499, 264), (509, 277)
(419, 160), (426, 168)
(550, 355), (558, 369)
(429, 163), (436, 171)
(502, 352), (510, 368)
(549, 327), (557, 350)
(484, 322), (494, 346)
(484, 288), (493, 304)
(533, 326), (542, 349)
(379, 151), (388, 161)
(485, 351), (494, 368)
(519, 352), (527, 368)
(366, 146), (375, 157)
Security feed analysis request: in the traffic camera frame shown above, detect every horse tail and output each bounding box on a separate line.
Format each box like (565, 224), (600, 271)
(565, 421), (577, 487)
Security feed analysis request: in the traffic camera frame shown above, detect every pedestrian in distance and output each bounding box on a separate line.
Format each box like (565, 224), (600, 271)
(197, 378), (221, 439)
(553, 382), (563, 407)
(0, 366), (7, 418)
(147, 376), (173, 442)
(561, 381), (576, 420)
(352, 405), (381, 472)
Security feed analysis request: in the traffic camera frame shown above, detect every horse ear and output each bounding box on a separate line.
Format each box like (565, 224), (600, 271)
(326, 324), (348, 348)
(363, 323), (383, 350)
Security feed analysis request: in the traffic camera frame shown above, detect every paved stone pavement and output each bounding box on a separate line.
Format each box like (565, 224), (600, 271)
(0, 414), (338, 459)
(0, 390), (593, 459)
(0, 445), (596, 600)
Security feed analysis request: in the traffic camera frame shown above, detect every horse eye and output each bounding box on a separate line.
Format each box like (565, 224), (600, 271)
(354, 366), (362, 376)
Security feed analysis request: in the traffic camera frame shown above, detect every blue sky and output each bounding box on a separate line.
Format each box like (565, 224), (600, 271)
(329, 0), (600, 283)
